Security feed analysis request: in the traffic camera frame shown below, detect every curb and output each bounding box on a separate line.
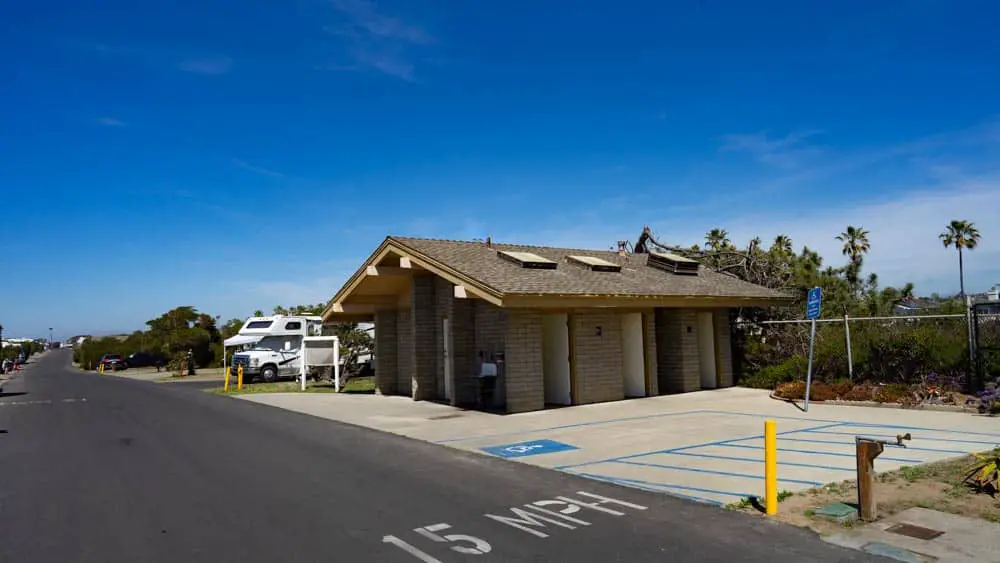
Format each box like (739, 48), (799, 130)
(768, 390), (977, 413)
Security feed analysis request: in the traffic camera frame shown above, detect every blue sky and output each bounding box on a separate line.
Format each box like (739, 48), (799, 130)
(3, 0), (1000, 338)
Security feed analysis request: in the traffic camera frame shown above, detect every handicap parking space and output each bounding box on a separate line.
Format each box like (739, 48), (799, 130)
(447, 405), (1000, 507)
(240, 387), (1000, 507)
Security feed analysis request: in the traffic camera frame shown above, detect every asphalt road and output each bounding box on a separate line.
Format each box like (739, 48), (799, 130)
(0, 351), (883, 562)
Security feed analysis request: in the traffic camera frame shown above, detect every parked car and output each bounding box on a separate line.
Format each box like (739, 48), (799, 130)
(97, 354), (126, 371)
(125, 351), (168, 369)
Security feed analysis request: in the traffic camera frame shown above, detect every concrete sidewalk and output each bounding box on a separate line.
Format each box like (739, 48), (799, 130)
(826, 507), (1000, 562)
(105, 367), (226, 383)
(238, 388), (1000, 506)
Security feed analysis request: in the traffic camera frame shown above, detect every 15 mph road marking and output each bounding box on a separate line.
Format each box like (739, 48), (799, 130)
(383, 491), (649, 561)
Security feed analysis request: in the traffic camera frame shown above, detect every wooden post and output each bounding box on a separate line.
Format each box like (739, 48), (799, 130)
(856, 438), (885, 522)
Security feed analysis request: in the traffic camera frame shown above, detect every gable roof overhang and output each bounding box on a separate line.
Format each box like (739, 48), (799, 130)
(323, 237), (794, 322)
(322, 237), (503, 322)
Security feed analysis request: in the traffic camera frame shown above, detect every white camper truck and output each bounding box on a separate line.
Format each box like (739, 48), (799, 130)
(224, 315), (324, 383)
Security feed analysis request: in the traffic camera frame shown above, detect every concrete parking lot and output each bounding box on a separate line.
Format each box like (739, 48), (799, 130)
(240, 387), (1000, 506)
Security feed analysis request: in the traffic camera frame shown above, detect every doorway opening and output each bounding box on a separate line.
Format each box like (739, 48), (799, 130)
(621, 313), (645, 397)
(442, 317), (453, 401)
(542, 314), (572, 406)
(697, 311), (717, 389)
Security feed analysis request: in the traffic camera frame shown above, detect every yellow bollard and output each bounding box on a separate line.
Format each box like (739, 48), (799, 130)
(224, 367), (231, 391)
(237, 365), (244, 390)
(765, 419), (778, 515)
(99, 363), (104, 375)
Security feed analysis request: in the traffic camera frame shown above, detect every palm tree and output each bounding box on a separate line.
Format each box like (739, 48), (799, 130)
(772, 234), (793, 254)
(705, 228), (731, 252)
(253, 309), (264, 317)
(836, 225), (870, 292)
(939, 219), (981, 299)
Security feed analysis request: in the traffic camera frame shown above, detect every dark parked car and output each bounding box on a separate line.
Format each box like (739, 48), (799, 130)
(98, 354), (126, 371)
(125, 351), (168, 368)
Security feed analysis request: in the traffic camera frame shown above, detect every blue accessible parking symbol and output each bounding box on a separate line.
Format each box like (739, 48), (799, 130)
(481, 439), (579, 458)
(806, 286), (822, 319)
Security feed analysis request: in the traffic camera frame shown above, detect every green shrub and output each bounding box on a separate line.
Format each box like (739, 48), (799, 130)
(741, 356), (806, 389)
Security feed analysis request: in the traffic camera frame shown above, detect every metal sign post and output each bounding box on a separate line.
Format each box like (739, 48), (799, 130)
(803, 287), (822, 412)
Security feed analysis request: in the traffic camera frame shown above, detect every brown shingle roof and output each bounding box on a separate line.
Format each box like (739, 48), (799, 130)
(390, 236), (790, 300)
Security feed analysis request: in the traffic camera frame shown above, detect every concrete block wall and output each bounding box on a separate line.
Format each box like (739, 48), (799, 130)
(504, 309), (544, 413)
(655, 308), (701, 393)
(713, 308), (735, 388)
(450, 297), (477, 406)
(643, 311), (658, 396)
(473, 300), (508, 409)
(396, 308), (413, 396)
(373, 310), (398, 395)
(572, 311), (624, 405)
(410, 275), (437, 401)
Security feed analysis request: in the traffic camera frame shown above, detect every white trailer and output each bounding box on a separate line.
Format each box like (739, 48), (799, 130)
(224, 315), (325, 383)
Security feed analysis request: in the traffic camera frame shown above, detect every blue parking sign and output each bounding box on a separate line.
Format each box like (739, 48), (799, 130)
(806, 287), (822, 320)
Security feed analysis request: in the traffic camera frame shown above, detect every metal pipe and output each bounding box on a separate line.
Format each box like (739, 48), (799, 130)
(803, 318), (817, 412)
(752, 313), (986, 325)
(844, 314), (853, 379)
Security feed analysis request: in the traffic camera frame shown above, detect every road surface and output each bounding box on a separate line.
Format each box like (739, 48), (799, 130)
(0, 351), (880, 562)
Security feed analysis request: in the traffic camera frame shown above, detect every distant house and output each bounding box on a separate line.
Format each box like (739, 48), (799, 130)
(972, 286), (1000, 314)
(893, 298), (939, 316)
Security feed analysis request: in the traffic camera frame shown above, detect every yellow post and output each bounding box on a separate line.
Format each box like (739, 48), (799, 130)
(224, 367), (231, 391)
(99, 363), (104, 375)
(765, 419), (778, 515)
(237, 365), (244, 390)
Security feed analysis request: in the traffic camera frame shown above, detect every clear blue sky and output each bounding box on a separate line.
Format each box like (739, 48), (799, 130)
(3, 0), (1000, 338)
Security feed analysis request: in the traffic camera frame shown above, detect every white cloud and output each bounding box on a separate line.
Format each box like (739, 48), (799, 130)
(720, 130), (824, 168)
(324, 0), (432, 81)
(232, 158), (284, 178)
(95, 116), (127, 127)
(489, 175), (1000, 296)
(177, 56), (232, 75)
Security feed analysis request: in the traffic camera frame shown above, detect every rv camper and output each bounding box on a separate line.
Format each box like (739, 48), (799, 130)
(225, 315), (323, 383)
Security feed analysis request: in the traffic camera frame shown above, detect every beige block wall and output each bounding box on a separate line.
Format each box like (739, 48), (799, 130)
(655, 308), (701, 393)
(451, 296), (477, 406)
(410, 275), (437, 401)
(472, 300), (506, 408)
(373, 310), (398, 395)
(643, 311), (658, 396)
(572, 311), (625, 405)
(713, 308), (734, 388)
(504, 309), (544, 413)
(396, 308), (413, 396)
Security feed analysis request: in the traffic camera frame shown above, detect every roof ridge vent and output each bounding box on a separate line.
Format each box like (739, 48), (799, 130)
(648, 251), (700, 275)
(567, 255), (622, 272)
(497, 250), (557, 270)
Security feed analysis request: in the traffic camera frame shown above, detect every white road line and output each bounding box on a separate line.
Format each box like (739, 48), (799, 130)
(0, 398), (88, 407)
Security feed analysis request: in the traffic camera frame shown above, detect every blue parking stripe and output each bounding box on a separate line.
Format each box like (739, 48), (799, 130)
(777, 437), (970, 455)
(656, 450), (856, 472)
(572, 472), (726, 505)
(717, 443), (924, 463)
(573, 472), (748, 502)
(800, 430), (1000, 446)
(554, 422), (848, 470)
(612, 459), (825, 486)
